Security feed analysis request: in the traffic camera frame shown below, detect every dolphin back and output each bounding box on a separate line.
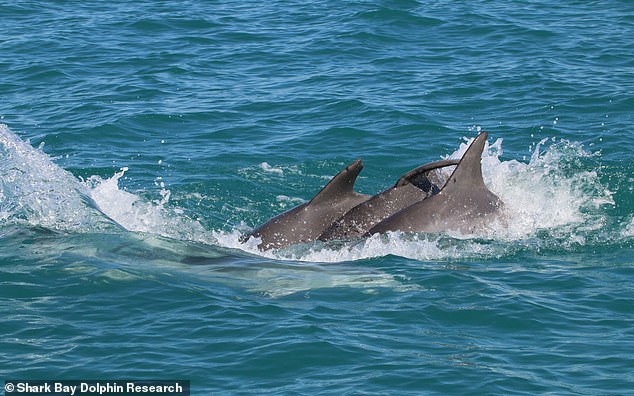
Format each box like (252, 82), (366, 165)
(369, 132), (502, 235)
(243, 132), (503, 250)
(243, 159), (369, 250)
(318, 159), (459, 241)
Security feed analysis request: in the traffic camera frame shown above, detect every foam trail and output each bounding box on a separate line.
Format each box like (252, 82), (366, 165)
(0, 124), (209, 242)
(0, 124), (108, 231)
(86, 170), (210, 242)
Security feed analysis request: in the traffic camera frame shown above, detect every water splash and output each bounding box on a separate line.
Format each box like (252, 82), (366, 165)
(227, 135), (618, 262)
(0, 125), (622, 264)
(0, 124), (107, 231)
(477, 136), (613, 243)
(0, 124), (207, 241)
(86, 168), (208, 241)
(623, 216), (634, 239)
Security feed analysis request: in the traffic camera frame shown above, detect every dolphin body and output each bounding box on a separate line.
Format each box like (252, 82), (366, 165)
(368, 132), (502, 235)
(317, 158), (459, 241)
(242, 159), (370, 250)
(243, 132), (502, 251)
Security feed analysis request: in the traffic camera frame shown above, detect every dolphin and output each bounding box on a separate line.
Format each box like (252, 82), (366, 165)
(367, 132), (503, 236)
(244, 132), (502, 251)
(242, 159), (370, 250)
(317, 158), (459, 241)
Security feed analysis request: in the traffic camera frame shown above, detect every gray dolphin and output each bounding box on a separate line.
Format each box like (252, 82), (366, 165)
(242, 159), (370, 250)
(244, 132), (502, 250)
(318, 159), (459, 241)
(368, 132), (503, 236)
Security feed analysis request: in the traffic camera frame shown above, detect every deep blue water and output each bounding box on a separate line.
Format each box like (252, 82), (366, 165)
(1, 1), (634, 394)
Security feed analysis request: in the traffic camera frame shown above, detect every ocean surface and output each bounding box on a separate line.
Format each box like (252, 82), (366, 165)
(1, 1), (633, 394)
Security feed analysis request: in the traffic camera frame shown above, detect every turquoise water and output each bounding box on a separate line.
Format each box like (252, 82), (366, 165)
(2, 1), (634, 394)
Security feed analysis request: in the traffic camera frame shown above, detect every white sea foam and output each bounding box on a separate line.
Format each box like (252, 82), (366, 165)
(86, 169), (208, 241)
(227, 135), (615, 262)
(0, 124), (207, 241)
(473, 136), (612, 241)
(0, 124), (103, 231)
(623, 216), (634, 239)
(0, 124), (618, 263)
(259, 162), (284, 175)
(219, 226), (503, 263)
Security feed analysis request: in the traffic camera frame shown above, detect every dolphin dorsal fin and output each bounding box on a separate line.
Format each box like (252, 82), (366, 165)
(441, 132), (488, 192)
(309, 159), (364, 205)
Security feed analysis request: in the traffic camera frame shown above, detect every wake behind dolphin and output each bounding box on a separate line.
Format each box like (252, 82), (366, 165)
(243, 133), (504, 251)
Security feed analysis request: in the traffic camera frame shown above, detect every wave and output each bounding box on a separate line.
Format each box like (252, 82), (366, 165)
(0, 124), (627, 264)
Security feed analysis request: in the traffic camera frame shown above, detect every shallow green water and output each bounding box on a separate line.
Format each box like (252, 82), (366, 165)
(1, 1), (633, 394)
